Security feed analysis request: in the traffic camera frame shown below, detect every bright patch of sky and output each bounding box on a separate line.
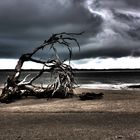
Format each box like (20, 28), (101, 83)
(1, 57), (140, 69)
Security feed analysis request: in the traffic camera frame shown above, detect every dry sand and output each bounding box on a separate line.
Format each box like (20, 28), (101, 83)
(0, 88), (140, 140)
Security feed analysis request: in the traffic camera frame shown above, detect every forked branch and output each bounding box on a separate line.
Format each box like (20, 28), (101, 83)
(0, 32), (83, 103)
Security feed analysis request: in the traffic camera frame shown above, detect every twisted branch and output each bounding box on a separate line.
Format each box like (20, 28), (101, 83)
(0, 32), (83, 103)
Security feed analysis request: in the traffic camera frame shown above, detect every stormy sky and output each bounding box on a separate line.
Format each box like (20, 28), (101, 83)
(0, 0), (140, 69)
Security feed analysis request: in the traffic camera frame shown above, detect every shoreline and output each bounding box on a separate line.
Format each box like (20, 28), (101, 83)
(1, 82), (140, 93)
(0, 87), (140, 113)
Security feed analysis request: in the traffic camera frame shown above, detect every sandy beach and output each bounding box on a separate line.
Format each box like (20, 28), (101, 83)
(0, 88), (140, 140)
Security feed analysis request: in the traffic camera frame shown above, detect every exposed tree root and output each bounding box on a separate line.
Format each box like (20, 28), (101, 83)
(0, 32), (83, 103)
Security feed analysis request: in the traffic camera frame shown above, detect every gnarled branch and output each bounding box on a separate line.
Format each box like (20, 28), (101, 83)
(0, 32), (83, 103)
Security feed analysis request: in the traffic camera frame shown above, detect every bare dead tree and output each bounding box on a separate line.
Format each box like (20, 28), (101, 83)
(0, 32), (83, 103)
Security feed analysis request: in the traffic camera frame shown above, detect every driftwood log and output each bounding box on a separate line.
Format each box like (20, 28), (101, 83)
(0, 32), (83, 103)
(79, 92), (104, 100)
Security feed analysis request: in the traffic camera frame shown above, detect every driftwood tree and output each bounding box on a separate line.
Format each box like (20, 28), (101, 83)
(0, 32), (83, 103)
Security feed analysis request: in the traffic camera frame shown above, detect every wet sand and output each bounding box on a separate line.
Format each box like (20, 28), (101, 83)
(0, 88), (140, 140)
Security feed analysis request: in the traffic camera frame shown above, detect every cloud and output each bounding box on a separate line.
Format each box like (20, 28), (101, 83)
(0, 0), (140, 62)
(0, 0), (102, 58)
(124, 0), (140, 8)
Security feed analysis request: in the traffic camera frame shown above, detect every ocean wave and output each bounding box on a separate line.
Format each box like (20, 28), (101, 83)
(80, 83), (140, 90)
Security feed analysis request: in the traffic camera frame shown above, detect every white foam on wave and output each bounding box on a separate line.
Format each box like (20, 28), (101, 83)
(80, 83), (140, 90)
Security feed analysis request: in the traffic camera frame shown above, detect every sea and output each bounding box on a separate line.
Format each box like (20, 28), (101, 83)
(0, 69), (140, 90)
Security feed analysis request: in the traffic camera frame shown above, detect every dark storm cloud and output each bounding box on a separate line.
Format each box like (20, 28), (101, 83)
(124, 0), (140, 8)
(0, 0), (103, 58)
(72, 46), (134, 59)
(0, 0), (140, 60)
(71, 38), (140, 59)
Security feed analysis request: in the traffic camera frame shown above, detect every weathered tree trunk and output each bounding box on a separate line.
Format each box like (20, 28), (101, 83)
(0, 32), (83, 103)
